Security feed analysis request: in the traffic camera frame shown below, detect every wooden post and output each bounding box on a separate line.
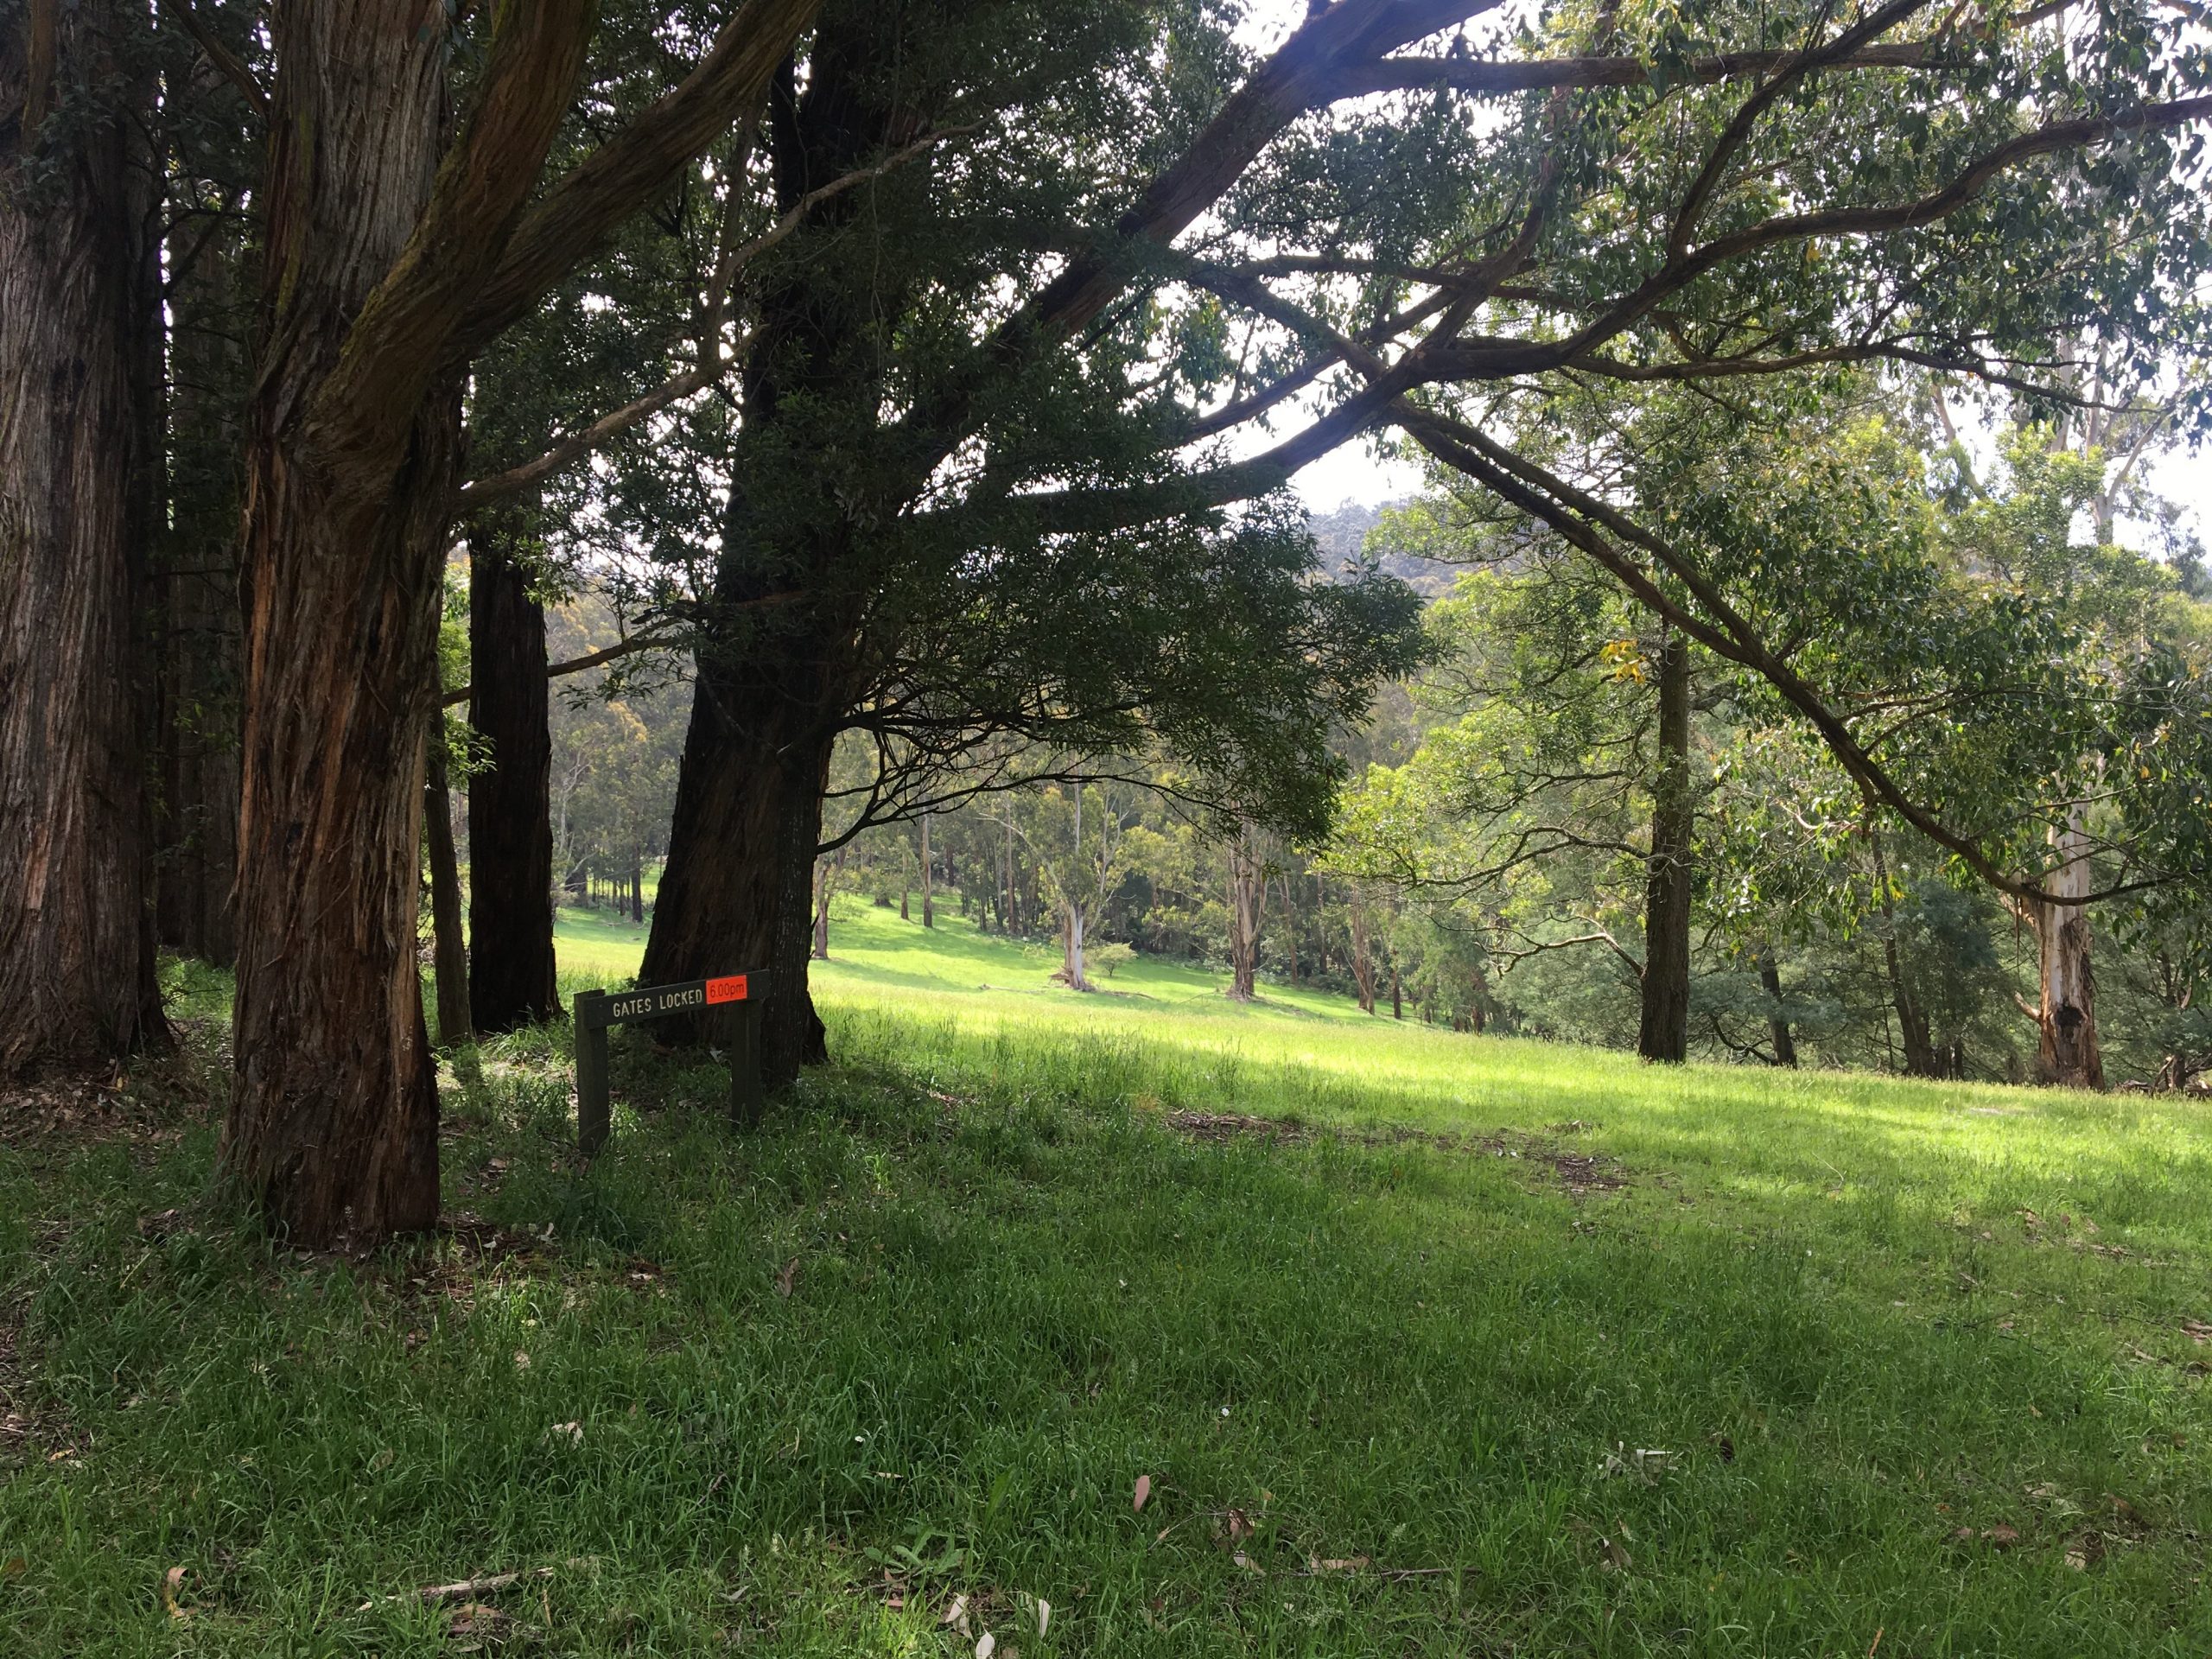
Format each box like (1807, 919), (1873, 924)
(575, 989), (610, 1155)
(727, 999), (765, 1130)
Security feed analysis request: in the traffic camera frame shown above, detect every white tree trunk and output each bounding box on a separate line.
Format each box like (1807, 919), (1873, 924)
(2032, 807), (2102, 1089)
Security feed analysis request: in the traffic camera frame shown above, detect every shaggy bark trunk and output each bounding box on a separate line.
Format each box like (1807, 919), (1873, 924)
(224, 3), (603, 1245)
(466, 512), (557, 1031)
(1758, 950), (1798, 1067)
(1225, 825), (1263, 1001)
(630, 852), (644, 922)
(223, 18), (454, 1244)
(1637, 626), (1692, 1064)
(2031, 808), (2102, 1089)
(425, 738), (472, 1047)
(0, 0), (167, 1078)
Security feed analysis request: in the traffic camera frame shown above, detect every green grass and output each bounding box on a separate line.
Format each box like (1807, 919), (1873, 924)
(4, 918), (2211, 1655)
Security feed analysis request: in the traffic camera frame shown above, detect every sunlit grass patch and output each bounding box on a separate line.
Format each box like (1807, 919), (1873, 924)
(3, 937), (2209, 1655)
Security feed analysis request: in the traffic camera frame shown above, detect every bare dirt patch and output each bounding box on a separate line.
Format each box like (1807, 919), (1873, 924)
(1161, 1111), (1629, 1198)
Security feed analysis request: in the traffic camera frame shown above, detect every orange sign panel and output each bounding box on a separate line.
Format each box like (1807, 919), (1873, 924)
(705, 974), (750, 1005)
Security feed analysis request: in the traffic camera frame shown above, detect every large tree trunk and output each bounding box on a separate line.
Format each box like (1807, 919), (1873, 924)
(224, 17), (452, 1244)
(425, 736), (473, 1048)
(466, 514), (558, 1031)
(220, 1), (602, 1246)
(1637, 626), (1692, 1064)
(2031, 809), (2102, 1089)
(642, 646), (837, 1084)
(640, 25), (904, 1081)
(0, 0), (167, 1079)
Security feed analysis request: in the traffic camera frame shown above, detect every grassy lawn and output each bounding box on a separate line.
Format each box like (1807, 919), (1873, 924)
(3, 928), (2209, 1655)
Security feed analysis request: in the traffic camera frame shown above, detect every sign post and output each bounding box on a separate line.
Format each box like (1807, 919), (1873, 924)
(572, 970), (768, 1154)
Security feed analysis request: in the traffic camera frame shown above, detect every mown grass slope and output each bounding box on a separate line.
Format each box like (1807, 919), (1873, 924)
(1, 923), (2207, 1656)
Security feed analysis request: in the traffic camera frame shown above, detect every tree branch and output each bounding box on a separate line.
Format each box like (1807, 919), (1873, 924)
(456, 0), (825, 360)
(1393, 404), (2164, 908)
(157, 0), (269, 118)
(454, 125), (969, 512)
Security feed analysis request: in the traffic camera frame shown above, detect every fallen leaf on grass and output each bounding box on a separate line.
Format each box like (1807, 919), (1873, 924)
(942, 1594), (970, 1635)
(2, 1555), (24, 1580)
(1231, 1551), (1263, 1575)
(1307, 1555), (1370, 1575)
(2064, 1532), (2107, 1571)
(1224, 1508), (1253, 1542)
(1133, 1474), (1151, 1512)
(162, 1566), (188, 1619)
(2183, 1319), (2212, 1344)
(450, 1602), (506, 1635)
(774, 1256), (799, 1298)
(974, 1631), (995, 1659)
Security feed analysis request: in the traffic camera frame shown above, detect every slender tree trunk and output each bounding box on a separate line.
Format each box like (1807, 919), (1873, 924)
(1063, 900), (1088, 990)
(153, 137), (246, 968)
(1869, 828), (1941, 1078)
(810, 849), (842, 961)
(1637, 626), (1693, 1064)
(0, 0), (167, 1078)
(1225, 825), (1263, 1001)
(1389, 957), (1402, 1020)
(424, 737), (472, 1047)
(1350, 893), (1376, 1014)
(2031, 807), (2103, 1089)
(631, 849), (644, 922)
(1758, 950), (1799, 1067)
(920, 811), (934, 927)
(466, 510), (557, 1031)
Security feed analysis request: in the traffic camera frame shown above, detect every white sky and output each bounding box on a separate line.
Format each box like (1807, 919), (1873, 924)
(1236, 0), (2209, 547)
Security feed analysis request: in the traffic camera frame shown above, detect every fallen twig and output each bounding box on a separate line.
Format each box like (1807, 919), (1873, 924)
(357, 1559), (592, 1612)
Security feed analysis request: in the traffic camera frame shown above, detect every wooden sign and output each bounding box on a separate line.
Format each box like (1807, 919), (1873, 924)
(572, 970), (770, 1154)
